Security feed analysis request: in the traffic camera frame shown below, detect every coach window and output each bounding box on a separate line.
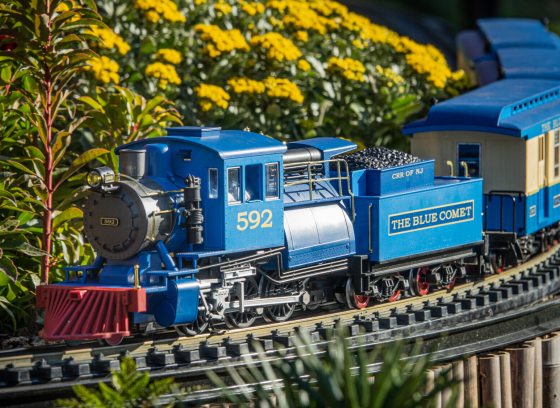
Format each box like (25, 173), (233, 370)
(265, 163), (279, 199)
(245, 164), (262, 201)
(208, 168), (218, 198)
(554, 130), (560, 178)
(227, 167), (241, 203)
(457, 143), (481, 177)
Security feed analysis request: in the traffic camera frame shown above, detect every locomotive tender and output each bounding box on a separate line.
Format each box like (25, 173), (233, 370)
(37, 17), (560, 345)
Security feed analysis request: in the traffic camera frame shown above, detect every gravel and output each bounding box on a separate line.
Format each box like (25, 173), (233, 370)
(344, 147), (421, 171)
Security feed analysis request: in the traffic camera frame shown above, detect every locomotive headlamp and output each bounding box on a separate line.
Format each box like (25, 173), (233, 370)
(86, 166), (115, 189)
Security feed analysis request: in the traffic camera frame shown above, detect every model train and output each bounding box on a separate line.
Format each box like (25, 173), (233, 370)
(36, 18), (560, 345)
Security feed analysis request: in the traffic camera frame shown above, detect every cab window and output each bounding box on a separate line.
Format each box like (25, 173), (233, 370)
(208, 168), (218, 198)
(245, 164), (262, 201)
(227, 167), (241, 203)
(265, 163), (279, 199)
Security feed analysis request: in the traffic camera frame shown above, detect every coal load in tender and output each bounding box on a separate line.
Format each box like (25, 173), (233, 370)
(344, 147), (421, 171)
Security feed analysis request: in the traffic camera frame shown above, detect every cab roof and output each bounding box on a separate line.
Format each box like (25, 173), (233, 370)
(115, 127), (287, 159)
(403, 79), (560, 139)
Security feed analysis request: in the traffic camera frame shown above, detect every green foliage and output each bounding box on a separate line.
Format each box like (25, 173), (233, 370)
(57, 357), (181, 408)
(209, 329), (457, 408)
(79, 85), (182, 169)
(89, 0), (468, 149)
(0, 0), (110, 284)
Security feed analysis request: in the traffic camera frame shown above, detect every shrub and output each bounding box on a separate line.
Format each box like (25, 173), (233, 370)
(209, 329), (458, 407)
(92, 0), (468, 148)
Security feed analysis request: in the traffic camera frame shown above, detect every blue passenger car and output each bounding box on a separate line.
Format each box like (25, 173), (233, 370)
(457, 18), (560, 85)
(406, 79), (560, 265)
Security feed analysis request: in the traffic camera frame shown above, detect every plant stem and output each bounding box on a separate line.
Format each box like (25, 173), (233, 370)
(41, 1), (53, 284)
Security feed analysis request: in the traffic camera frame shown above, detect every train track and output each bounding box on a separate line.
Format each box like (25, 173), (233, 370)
(3, 245), (560, 405)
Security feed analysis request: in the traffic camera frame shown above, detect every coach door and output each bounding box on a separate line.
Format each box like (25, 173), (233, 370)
(538, 135), (548, 221)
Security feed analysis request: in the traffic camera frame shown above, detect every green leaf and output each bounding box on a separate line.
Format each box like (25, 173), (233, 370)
(54, 148), (109, 191)
(53, 207), (82, 229)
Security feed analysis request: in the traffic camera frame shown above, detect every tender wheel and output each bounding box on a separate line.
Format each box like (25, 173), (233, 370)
(345, 277), (370, 309)
(409, 267), (430, 296)
(224, 277), (259, 329)
(175, 298), (209, 336)
(375, 276), (401, 303)
(259, 272), (297, 323)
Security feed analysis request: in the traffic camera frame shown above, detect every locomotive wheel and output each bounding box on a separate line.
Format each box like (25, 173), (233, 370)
(224, 277), (259, 329)
(260, 272), (297, 323)
(175, 298), (209, 336)
(409, 267), (430, 296)
(345, 278), (370, 309)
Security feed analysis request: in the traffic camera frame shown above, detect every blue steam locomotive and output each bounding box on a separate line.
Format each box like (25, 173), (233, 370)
(36, 18), (560, 345)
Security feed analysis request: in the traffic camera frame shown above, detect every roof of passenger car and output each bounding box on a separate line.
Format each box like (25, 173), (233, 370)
(497, 49), (560, 79)
(477, 18), (558, 50)
(115, 127), (287, 159)
(403, 79), (560, 139)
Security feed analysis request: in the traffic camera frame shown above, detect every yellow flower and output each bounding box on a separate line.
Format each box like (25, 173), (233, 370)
(195, 24), (250, 58)
(240, 0), (264, 16)
(295, 31), (308, 42)
(227, 77), (266, 94)
(194, 0), (207, 4)
(55, 2), (70, 12)
(145, 62), (181, 89)
(297, 59), (311, 72)
(267, 0), (337, 34)
(84, 56), (120, 84)
(134, 0), (186, 24)
(156, 48), (183, 65)
(214, 2), (232, 15)
(263, 77), (304, 104)
(352, 39), (365, 49)
(86, 25), (131, 55)
(146, 10), (160, 23)
(327, 57), (366, 82)
(451, 69), (465, 82)
(195, 84), (230, 110)
(251, 32), (301, 62)
(375, 65), (404, 87)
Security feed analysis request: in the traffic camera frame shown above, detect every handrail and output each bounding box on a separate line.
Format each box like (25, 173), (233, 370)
(284, 158), (355, 220)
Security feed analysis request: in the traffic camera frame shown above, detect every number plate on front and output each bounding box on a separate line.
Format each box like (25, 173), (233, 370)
(100, 217), (119, 227)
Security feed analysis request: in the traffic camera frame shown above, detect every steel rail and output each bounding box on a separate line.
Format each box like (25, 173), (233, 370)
(2, 244), (560, 405)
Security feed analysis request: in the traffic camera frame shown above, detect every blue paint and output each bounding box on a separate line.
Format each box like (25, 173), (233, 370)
(388, 200), (475, 235)
(404, 79), (560, 139)
(353, 176), (483, 262)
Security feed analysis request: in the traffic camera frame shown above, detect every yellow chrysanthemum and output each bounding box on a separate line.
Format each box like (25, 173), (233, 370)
(375, 65), (405, 88)
(297, 59), (311, 72)
(327, 57), (366, 82)
(267, 0), (337, 34)
(195, 24), (250, 58)
(240, 0), (265, 16)
(195, 84), (230, 110)
(194, 0), (207, 4)
(295, 31), (309, 42)
(263, 77), (304, 104)
(156, 48), (183, 65)
(134, 0), (186, 23)
(84, 56), (120, 84)
(87, 25), (130, 55)
(251, 32), (301, 62)
(214, 2), (232, 15)
(227, 77), (266, 94)
(145, 62), (181, 89)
